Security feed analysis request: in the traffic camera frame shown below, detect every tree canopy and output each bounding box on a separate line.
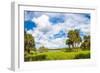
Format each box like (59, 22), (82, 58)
(24, 31), (36, 53)
(80, 35), (90, 50)
(66, 29), (82, 48)
(66, 29), (90, 50)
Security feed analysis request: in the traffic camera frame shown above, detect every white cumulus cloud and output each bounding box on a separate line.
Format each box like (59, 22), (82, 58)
(26, 13), (90, 49)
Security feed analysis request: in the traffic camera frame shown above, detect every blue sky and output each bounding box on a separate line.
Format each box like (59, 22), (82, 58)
(24, 11), (90, 49)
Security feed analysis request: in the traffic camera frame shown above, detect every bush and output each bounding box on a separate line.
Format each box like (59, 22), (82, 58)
(24, 54), (32, 61)
(32, 54), (46, 61)
(30, 50), (37, 55)
(74, 52), (90, 59)
(24, 54), (47, 61)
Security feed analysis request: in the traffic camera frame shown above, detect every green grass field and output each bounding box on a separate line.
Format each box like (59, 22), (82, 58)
(24, 50), (90, 61)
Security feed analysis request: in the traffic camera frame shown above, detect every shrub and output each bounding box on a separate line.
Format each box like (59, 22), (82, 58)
(24, 54), (32, 61)
(24, 54), (47, 61)
(32, 54), (46, 61)
(30, 50), (37, 55)
(74, 52), (90, 59)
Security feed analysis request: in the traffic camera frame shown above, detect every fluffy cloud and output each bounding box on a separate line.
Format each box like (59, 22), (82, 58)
(25, 11), (90, 49)
(26, 14), (67, 49)
(32, 15), (53, 33)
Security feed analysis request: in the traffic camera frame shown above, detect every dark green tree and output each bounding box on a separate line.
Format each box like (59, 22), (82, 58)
(80, 35), (90, 50)
(66, 29), (82, 48)
(74, 29), (82, 47)
(67, 30), (75, 48)
(24, 31), (36, 53)
(66, 39), (73, 48)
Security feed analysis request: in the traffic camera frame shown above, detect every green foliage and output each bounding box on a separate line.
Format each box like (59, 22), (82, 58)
(66, 29), (82, 49)
(66, 39), (73, 48)
(66, 29), (90, 51)
(80, 36), (90, 50)
(74, 51), (90, 59)
(30, 50), (37, 55)
(24, 30), (36, 53)
(24, 54), (46, 61)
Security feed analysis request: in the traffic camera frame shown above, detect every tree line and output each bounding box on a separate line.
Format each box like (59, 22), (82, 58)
(24, 29), (90, 54)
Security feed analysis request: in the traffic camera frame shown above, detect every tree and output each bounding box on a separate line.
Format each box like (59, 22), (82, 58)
(80, 35), (90, 50)
(24, 31), (36, 53)
(66, 39), (73, 48)
(74, 29), (82, 47)
(67, 30), (75, 48)
(66, 29), (81, 48)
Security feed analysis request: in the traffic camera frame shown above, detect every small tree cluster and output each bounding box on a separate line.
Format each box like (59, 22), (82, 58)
(66, 29), (90, 50)
(66, 29), (82, 49)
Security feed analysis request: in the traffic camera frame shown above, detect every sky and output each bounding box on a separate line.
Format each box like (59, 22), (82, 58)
(24, 11), (90, 49)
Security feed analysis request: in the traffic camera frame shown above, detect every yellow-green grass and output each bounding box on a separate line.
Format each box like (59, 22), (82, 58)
(24, 50), (90, 61)
(39, 50), (90, 60)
